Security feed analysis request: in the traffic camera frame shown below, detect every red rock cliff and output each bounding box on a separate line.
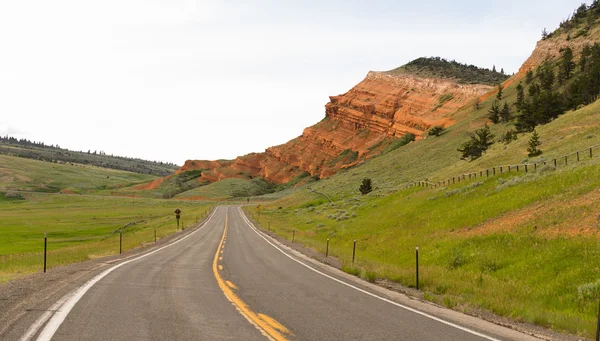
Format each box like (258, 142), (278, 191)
(152, 71), (492, 187)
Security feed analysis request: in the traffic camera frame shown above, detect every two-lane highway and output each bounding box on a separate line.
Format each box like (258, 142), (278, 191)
(22, 206), (539, 341)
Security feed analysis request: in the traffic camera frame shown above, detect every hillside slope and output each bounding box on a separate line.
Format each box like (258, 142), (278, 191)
(0, 154), (156, 194)
(142, 59), (504, 197)
(252, 4), (600, 338)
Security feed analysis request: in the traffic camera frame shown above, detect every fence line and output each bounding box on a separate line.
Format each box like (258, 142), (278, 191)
(409, 143), (600, 189)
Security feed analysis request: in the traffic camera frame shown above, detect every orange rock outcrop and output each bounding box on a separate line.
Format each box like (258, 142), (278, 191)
(155, 71), (492, 187)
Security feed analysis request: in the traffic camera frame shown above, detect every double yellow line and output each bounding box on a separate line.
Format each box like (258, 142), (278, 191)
(212, 213), (291, 341)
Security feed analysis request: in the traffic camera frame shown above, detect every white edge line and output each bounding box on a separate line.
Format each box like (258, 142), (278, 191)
(236, 207), (501, 341)
(20, 208), (219, 341)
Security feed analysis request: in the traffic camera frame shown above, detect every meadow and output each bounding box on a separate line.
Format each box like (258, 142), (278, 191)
(0, 154), (156, 194)
(0, 192), (211, 282)
(250, 158), (600, 337)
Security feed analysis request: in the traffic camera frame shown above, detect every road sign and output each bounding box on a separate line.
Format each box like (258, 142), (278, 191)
(174, 208), (181, 215)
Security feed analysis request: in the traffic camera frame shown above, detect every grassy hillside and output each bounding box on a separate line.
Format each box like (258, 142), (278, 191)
(246, 36), (600, 337)
(387, 57), (509, 85)
(0, 154), (156, 194)
(0, 139), (178, 176)
(0, 193), (211, 282)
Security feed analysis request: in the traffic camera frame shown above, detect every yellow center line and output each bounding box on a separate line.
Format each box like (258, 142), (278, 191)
(212, 213), (291, 341)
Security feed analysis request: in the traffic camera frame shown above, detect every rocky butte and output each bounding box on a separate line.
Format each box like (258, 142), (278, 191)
(140, 58), (508, 190)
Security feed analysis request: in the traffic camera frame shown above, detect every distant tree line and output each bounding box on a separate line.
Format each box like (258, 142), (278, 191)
(0, 135), (178, 176)
(390, 57), (510, 86)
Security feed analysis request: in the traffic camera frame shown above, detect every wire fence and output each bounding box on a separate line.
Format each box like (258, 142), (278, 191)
(409, 143), (600, 189)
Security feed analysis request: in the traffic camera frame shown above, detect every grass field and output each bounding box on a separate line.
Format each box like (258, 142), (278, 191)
(0, 154), (156, 194)
(240, 81), (600, 338)
(250, 158), (600, 338)
(0, 193), (211, 282)
(175, 178), (251, 200)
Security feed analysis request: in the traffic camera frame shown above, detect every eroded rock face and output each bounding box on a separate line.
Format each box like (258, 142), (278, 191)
(163, 72), (491, 186)
(519, 32), (597, 74)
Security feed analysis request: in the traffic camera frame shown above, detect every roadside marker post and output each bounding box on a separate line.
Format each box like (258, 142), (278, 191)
(352, 240), (357, 264)
(326, 239), (329, 257)
(119, 228), (123, 254)
(292, 229), (296, 243)
(175, 208), (181, 231)
(268, 220), (271, 231)
(43, 233), (47, 273)
(597, 300), (600, 341)
(416, 246), (419, 290)
(154, 228), (157, 243)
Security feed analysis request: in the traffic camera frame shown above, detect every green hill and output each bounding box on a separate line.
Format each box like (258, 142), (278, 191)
(386, 57), (509, 85)
(0, 154), (156, 194)
(0, 137), (178, 176)
(244, 4), (600, 337)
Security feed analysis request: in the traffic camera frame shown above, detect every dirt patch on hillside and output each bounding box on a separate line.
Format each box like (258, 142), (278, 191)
(462, 187), (600, 237)
(135, 176), (166, 190)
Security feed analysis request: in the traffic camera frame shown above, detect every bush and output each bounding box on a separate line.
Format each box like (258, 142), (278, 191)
(359, 178), (373, 195)
(428, 126), (446, 137)
(363, 271), (377, 283)
(578, 280), (600, 302)
(384, 133), (416, 153)
(342, 265), (361, 276)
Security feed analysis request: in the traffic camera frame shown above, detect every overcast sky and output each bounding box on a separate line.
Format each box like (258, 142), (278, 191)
(0, 1), (588, 165)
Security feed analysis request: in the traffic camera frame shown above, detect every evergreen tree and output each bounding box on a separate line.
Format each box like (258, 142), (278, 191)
(528, 83), (540, 97)
(492, 65), (496, 73)
(580, 45), (591, 72)
(527, 130), (542, 157)
(538, 64), (555, 90)
(525, 70), (534, 84)
(496, 83), (503, 101)
(359, 178), (373, 195)
(542, 28), (549, 40)
(458, 125), (495, 160)
(515, 83), (525, 112)
(488, 101), (500, 123)
(560, 47), (575, 80)
(501, 102), (512, 122)
(500, 68), (505, 74)
(501, 130), (518, 145)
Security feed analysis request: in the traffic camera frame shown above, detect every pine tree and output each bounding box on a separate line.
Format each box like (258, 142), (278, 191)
(496, 83), (503, 101)
(560, 47), (575, 80)
(500, 68), (505, 74)
(527, 130), (542, 157)
(580, 45), (591, 72)
(488, 101), (500, 123)
(501, 102), (512, 122)
(476, 125), (495, 152)
(515, 83), (525, 112)
(525, 70), (534, 84)
(359, 178), (373, 195)
(492, 65), (497, 73)
(458, 125), (495, 160)
(538, 63), (555, 91)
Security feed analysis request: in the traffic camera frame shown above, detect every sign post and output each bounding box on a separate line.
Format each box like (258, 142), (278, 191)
(175, 208), (181, 230)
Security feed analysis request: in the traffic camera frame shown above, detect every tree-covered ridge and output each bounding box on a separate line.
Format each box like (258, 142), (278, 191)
(0, 135), (179, 176)
(386, 57), (510, 86)
(546, 1), (600, 39)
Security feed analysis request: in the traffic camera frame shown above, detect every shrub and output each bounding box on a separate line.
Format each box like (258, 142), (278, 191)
(428, 126), (446, 137)
(359, 178), (373, 195)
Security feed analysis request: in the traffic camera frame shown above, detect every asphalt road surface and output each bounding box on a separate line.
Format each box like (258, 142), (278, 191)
(21, 206), (540, 341)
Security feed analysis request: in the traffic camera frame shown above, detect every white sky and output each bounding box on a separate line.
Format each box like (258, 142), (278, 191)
(0, 0), (588, 165)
